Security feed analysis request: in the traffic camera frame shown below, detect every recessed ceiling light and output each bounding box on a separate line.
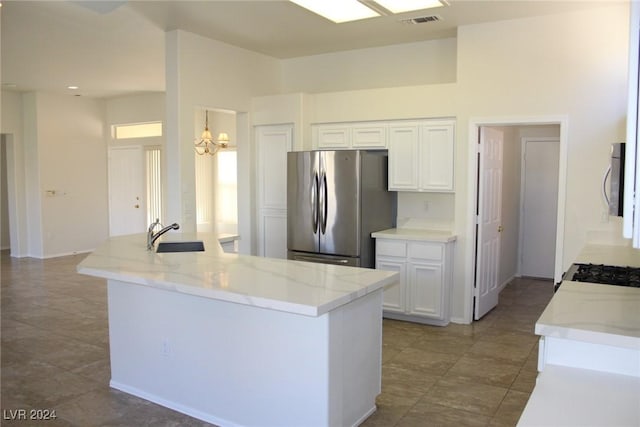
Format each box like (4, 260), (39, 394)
(371, 0), (446, 14)
(290, 0), (380, 23)
(67, 85), (80, 90)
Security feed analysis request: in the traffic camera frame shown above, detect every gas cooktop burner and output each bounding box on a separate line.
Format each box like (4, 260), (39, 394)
(568, 263), (640, 288)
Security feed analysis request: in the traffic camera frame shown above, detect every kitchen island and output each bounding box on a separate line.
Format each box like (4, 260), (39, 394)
(77, 233), (398, 427)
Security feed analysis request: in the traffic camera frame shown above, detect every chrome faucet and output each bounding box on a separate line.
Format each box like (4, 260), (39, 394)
(147, 219), (180, 250)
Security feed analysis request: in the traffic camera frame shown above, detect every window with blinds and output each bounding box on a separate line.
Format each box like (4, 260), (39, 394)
(145, 147), (163, 226)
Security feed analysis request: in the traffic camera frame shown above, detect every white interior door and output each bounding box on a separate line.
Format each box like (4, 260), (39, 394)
(475, 127), (504, 320)
(520, 138), (560, 278)
(256, 125), (292, 258)
(108, 146), (146, 236)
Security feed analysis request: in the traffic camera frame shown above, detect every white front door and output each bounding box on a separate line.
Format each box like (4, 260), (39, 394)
(520, 138), (560, 278)
(475, 127), (504, 320)
(108, 146), (146, 236)
(256, 125), (292, 258)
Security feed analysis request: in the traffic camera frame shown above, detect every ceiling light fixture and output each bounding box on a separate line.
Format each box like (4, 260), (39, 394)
(67, 85), (79, 90)
(195, 110), (229, 156)
(290, 0), (447, 23)
(289, 0), (380, 23)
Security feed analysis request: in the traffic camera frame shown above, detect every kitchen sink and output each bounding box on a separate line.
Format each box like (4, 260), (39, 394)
(156, 241), (205, 253)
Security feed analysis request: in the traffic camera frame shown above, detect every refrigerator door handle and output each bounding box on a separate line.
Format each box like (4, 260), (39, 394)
(312, 172), (319, 233)
(320, 171), (328, 234)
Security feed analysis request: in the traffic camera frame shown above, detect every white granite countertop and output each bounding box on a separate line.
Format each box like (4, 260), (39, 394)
(77, 233), (398, 317)
(575, 243), (640, 267)
(217, 233), (239, 243)
(538, 242), (640, 349)
(536, 281), (640, 350)
(517, 364), (640, 427)
(371, 228), (457, 243)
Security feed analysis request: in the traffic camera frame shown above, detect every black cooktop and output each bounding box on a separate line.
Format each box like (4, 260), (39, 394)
(567, 263), (640, 288)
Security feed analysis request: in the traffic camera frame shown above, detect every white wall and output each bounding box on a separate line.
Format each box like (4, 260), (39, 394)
(456, 5), (629, 276)
(282, 38), (457, 93)
(22, 93), (43, 257)
(105, 92), (166, 129)
(35, 92), (109, 257)
(1, 137), (10, 249)
(3, 91), (111, 257)
(165, 30), (283, 258)
(1, 90), (28, 256)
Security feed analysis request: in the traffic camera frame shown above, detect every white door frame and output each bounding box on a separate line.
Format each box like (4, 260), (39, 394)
(465, 116), (568, 323)
(518, 136), (560, 278)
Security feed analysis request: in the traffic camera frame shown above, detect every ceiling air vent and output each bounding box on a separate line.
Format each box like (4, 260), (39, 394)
(400, 15), (442, 24)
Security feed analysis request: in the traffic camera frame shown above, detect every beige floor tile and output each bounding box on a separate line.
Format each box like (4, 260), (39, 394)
(382, 364), (439, 399)
(386, 347), (459, 375)
(411, 332), (477, 356)
(510, 369), (537, 394)
(445, 354), (521, 388)
(467, 339), (533, 365)
(421, 377), (509, 416)
(489, 389), (531, 426)
(397, 401), (492, 427)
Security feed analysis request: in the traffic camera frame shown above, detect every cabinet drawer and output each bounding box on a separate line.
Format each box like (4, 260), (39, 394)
(408, 242), (443, 261)
(376, 240), (407, 257)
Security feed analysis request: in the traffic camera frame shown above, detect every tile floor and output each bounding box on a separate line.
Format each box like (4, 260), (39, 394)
(1, 250), (554, 426)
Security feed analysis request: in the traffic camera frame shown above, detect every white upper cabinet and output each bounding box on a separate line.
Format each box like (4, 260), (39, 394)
(312, 122), (387, 150)
(312, 118), (455, 192)
(389, 119), (455, 192)
(388, 123), (420, 190)
(419, 122), (455, 192)
(352, 123), (387, 148)
(314, 125), (351, 149)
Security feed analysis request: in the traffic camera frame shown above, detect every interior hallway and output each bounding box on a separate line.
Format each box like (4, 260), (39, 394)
(1, 250), (553, 426)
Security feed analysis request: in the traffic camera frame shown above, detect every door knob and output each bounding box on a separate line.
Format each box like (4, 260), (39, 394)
(134, 204), (140, 209)
(498, 225), (504, 232)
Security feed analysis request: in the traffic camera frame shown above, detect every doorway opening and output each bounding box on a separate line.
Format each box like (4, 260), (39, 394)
(194, 108), (238, 236)
(468, 117), (567, 321)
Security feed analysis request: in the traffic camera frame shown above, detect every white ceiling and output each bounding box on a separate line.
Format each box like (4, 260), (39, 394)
(1, 0), (618, 98)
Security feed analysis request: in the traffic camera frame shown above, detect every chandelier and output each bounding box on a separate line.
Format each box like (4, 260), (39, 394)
(195, 110), (229, 156)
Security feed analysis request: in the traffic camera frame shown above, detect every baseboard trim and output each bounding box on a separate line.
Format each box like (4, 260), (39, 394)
(109, 380), (238, 427)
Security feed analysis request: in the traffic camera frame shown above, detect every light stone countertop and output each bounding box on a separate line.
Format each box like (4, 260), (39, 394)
(518, 364), (640, 427)
(217, 233), (239, 243)
(371, 228), (457, 243)
(536, 243), (640, 349)
(535, 281), (640, 350)
(77, 232), (398, 317)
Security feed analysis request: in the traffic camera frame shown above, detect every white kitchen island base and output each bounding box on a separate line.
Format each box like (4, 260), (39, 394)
(107, 278), (383, 427)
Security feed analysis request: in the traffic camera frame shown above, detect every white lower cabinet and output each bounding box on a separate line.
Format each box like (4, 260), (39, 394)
(375, 237), (454, 326)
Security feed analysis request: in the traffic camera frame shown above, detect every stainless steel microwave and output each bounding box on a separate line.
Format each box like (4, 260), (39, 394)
(604, 142), (625, 216)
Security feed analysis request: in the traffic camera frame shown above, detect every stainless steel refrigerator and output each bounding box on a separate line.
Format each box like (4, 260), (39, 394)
(287, 150), (396, 268)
